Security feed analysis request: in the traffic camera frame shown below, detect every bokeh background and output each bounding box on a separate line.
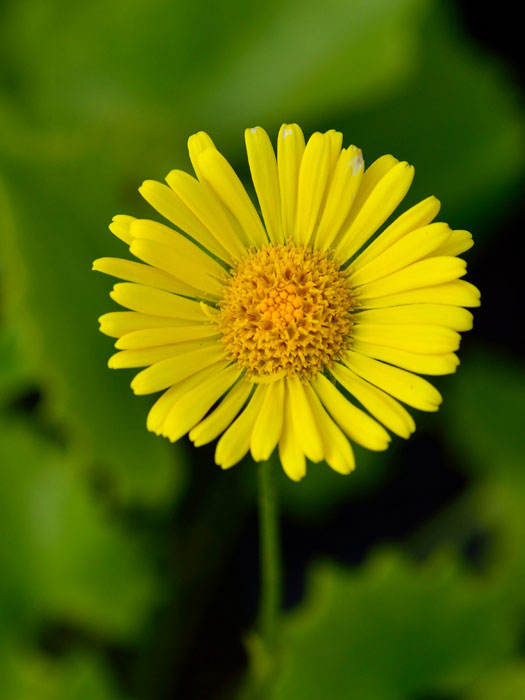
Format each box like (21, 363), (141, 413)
(0, 1), (524, 698)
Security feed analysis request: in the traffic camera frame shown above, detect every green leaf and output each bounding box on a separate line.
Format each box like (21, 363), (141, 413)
(0, 421), (158, 640)
(0, 647), (125, 700)
(464, 662), (525, 700)
(337, 4), (524, 241)
(0, 164), (186, 508)
(270, 552), (515, 700)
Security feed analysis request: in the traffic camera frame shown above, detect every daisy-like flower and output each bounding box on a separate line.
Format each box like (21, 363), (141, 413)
(94, 125), (480, 481)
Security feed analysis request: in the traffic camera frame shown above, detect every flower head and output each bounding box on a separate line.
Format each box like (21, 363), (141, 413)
(94, 125), (480, 480)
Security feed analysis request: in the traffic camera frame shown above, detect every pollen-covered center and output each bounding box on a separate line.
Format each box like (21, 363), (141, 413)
(218, 244), (355, 379)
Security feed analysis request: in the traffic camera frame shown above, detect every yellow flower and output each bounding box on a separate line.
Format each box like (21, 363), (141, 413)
(94, 125), (480, 481)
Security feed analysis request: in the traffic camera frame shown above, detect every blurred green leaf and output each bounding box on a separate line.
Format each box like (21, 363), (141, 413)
(337, 4), (524, 240)
(0, 647), (125, 700)
(464, 662), (525, 700)
(0, 421), (158, 640)
(444, 350), (525, 483)
(270, 552), (515, 700)
(0, 166), (186, 507)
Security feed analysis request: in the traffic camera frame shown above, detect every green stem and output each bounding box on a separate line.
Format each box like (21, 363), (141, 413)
(257, 456), (282, 648)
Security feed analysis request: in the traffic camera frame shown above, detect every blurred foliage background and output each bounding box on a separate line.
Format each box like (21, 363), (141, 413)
(0, 0), (523, 698)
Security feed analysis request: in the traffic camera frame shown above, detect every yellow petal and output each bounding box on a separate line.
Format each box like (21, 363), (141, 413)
(161, 365), (242, 443)
(197, 148), (268, 249)
(131, 344), (226, 395)
(352, 196), (441, 269)
(129, 238), (222, 297)
(353, 323), (461, 354)
(147, 362), (225, 434)
(356, 257), (467, 301)
(355, 304), (473, 331)
(109, 338), (217, 369)
(187, 131), (216, 181)
(286, 376), (324, 462)
(325, 130), (343, 174)
(250, 379), (285, 461)
(130, 219), (226, 279)
(336, 154), (398, 239)
(430, 229), (473, 257)
(165, 169), (247, 258)
(336, 161), (415, 261)
(277, 123), (305, 241)
(359, 279), (480, 309)
(215, 386), (266, 469)
(115, 324), (220, 350)
(138, 180), (231, 262)
(344, 349), (442, 411)
(110, 282), (209, 321)
(98, 311), (198, 338)
(304, 383), (355, 474)
(294, 132), (331, 245)
(93, 257), (198, 297)
(348, 223), (452, 287)
(311, 373), (390, 451)
(245, 126), (283, 244)
(109, 215), (136, 245)
(330, 363), (415, 439)
(189, 379), (253, 447)
(315, 146), (364, 251)
(278, 389), (307, 481)
(351, 339), (459, 376)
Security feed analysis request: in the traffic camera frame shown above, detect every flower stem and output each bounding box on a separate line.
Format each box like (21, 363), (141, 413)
(257, 456), (282, 649)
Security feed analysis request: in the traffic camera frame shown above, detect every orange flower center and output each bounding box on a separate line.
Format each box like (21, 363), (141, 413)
(218, 244), (355, 379)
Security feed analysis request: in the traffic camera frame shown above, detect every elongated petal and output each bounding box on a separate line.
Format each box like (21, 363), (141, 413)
(245, 126), (283, 244)
(139, 180), (231, 262)
(336, 161), (415, 261)
(330, 363), (415, 438)
(93, 257), (198, 297)
(286, 376), (324, 462)
(131, 344), (227, 395)
(109, 215), (136, 244)
(110, 282), (209, 321)
(147, 362), (226, 433)
(187, 131), (216, 181)
(277, 123), (305, 241)
(98, 311), (199, 338)
(197, 148), (268, 249)
(189, 380), (253, 447)
(115, 324), (219, 350)
(130, 238), (222, 297)
(278, 387), (307, 481)
(353, 323), (461, 354)
(130, 219), (226, 279)
(356, 257), (467, 301)
(294, 132), (331, 245)
(344, 350), (442, 411)
(315, 146), (364, 251)
(109, 338), (217, 369)
(348, 223), (452, 287)
(343, 155), (399, 230)
(215, 387), (266, 469)
(312, 373), (390, 451)
(162, 365), (241, 442)
(165, 169), (247, 258)
(352, 196), (441, 269)
(360, 279), (481, 309)
(355, 304), (473, 331)
(304, 383), (355, 474)
(430, 229), (473, 257)
(351, 339), (459, 376)
(250, 380), (285, 460)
